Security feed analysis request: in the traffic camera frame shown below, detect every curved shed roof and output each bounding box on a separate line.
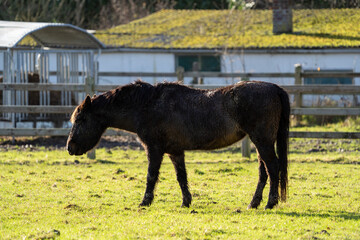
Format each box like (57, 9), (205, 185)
(0, 21), (105, 49)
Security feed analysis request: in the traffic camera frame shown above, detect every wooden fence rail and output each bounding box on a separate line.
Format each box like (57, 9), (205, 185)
(0, 83), (85, 91)
(1, 128), (359, 139)
(2, 83), (360, 94)
(0, 106), (75, 114)
(0, 128), (128, 137)
(1, 105), (360, 116)
(97, 71), (360, 78)
(4, 70), (360, 79)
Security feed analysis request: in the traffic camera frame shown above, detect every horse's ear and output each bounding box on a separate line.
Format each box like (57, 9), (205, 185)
(83, 95), (92, 110)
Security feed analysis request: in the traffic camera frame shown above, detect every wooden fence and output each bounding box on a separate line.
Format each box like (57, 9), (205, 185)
(0, 65), (359, 158)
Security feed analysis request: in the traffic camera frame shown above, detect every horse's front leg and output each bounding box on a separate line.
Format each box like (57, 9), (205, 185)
(139, 147), (164, 207)
(169, 152), (192, 207)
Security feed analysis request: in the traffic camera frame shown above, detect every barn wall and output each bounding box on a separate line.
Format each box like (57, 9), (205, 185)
(98, 50), (360, 86)
(97, 52), (176, 85)
(222, 52), (360, 85)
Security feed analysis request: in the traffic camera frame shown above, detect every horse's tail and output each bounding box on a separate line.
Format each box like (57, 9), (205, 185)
(277, 87), (290, 202)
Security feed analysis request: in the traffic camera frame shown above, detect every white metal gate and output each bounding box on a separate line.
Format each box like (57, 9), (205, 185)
(1, 49), (96, 126)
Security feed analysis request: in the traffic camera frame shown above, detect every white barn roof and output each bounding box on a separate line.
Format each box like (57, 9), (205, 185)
(0, 21), (104, 49)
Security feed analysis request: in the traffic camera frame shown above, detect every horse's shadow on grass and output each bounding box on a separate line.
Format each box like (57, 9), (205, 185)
(269, 210), (360, 221)
(96, 159), (117, 164)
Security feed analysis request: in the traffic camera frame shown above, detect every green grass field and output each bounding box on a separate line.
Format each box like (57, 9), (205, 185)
(0, 138), (359, 239)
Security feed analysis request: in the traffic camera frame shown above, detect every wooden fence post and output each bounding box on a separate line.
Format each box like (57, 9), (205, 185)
(192, 62), (203, 85)
(176, 66), (184, 84)
(85, 75), (96, 159)
(294, 64), (303, 125)
(241, 136), (251, 158)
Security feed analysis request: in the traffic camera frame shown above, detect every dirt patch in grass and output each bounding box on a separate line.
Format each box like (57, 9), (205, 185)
(1, 134), (359, 156)
(0, 135), (143, 151)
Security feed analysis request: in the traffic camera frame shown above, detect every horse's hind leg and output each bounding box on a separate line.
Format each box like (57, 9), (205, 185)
(252, 142), (280, 210)
(169, 152), (192, 207)
(140, 147), (164, 207)
(248, 158), (268, 209)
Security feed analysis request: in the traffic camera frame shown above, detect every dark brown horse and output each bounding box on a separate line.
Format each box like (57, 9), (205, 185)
(67, 80), (290, 209)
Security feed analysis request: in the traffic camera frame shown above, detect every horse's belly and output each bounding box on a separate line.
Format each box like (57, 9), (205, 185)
(164, 111), (243, 151)
(201, 132), (245, 150)
(166, 130), (242, 152)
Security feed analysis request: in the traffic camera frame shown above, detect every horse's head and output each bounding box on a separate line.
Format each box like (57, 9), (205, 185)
(66, 95), (106, 155)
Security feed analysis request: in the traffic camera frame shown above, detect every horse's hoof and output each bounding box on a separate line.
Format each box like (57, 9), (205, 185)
(264, 204), (276, 210)
(247, 204), (257, 210)
(181, 195), (192, 208)
(247, 198), (261, 209)
(181, 202), (190, 208)
(264, 197), (278, 210)
(139, 200), (152, 207)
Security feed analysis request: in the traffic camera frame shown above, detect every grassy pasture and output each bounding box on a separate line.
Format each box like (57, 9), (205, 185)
(0, 138), (359, 239)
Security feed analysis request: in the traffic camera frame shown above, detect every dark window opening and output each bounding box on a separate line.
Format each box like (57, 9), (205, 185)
(177, 55), (221, 72)
(304, 69), (353, 84)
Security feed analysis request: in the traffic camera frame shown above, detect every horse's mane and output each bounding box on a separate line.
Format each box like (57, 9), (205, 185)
(92, 80), (156, 109)
(73, 80), (203, 119)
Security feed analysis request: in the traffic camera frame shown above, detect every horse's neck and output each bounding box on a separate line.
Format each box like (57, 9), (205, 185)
(92, 95), (137, 133)
(102, 103), (137, 133)
(110, 110), (137, 133)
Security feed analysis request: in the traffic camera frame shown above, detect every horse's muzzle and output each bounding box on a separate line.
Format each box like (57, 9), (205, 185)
(67, 140), (84, 156)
